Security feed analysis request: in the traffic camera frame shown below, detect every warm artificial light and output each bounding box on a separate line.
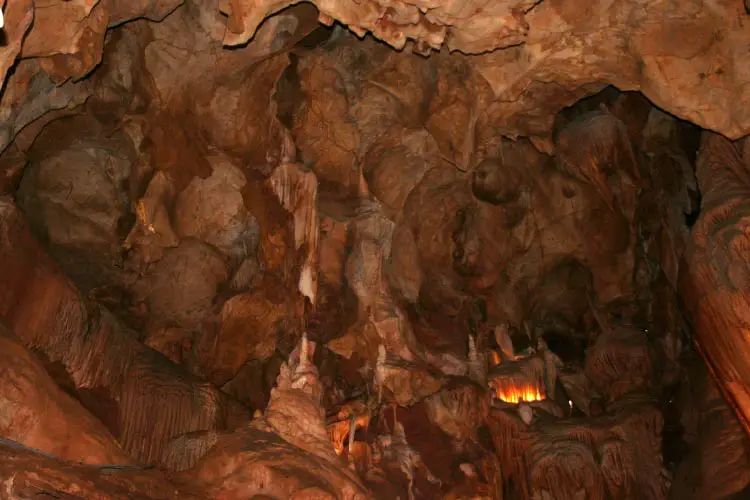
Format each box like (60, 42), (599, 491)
(495, 383), (545, 404)
(489, 351), (502, 366)
(329, 414), (370, 456)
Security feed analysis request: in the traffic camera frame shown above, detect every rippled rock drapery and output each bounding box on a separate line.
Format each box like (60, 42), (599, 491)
(668, 355), (750, 499)
(680, 133), (750, 434)
(0, 199), (249, 468)
(0, 325), (131, 466)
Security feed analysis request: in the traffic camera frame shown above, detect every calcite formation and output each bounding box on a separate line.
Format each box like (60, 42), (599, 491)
(0, 0), (748, 499)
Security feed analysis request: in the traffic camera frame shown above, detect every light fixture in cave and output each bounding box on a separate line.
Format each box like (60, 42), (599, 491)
(494, 382), (545, 404)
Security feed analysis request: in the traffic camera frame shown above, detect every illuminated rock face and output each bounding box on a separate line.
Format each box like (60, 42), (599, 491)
(0, 1), (749, 499)
(494, 382), (544, 405)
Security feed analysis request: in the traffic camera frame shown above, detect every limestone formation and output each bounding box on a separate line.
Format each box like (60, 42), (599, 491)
(0, 0), (748, 498)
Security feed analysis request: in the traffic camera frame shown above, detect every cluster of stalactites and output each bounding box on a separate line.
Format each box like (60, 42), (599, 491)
(268, 141), (320, 306)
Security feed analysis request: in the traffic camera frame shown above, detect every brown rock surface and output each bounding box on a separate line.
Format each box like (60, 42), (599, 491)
(487, 395), (667, 500)
(218, 0), (750, 139)
(133, 239), (228, 330)
(173, 154), (259, 258)
(0, 198), (248, 468)
(669, 356), (750, 499)
(179, 424), (368, 499)
(0, 325), (130, 466)
(0, 442), (198, 500)
(681, 133), (750, 435)
(0, 0), (748, 148)
(210, 274), (295, 386)
(16, 116), (135, 289)
(0, 1), (748, 498)
(181, 336), (369, 499)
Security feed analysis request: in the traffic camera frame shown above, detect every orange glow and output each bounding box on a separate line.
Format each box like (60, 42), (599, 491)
(494, 383), (545, 404)
(489, 351), (501, 366)
(328, 415), (370, 456)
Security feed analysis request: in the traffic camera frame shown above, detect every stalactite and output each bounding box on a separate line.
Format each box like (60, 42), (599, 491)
(347, 414), (358, 459)
(494, 324), (516, 360)
(345, 199), (396, 319)
(269, 162), (320, 306)
(491, 378), (545, 404)
(555, 107), (640, 215)
(539, 340), (563, 398)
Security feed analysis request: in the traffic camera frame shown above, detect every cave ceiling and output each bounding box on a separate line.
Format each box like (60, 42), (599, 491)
(1, 0), (750, 148)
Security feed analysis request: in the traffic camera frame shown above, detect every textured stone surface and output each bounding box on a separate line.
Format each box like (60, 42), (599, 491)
(0, 326), (130, 466)
(0, 0), (747, 498)
(0, 442), (199, 500)
(1, 0), (747, 154)
(0, 199), (248, 468)
(680, 133), (750, 436)
(219, 0), (750, 139)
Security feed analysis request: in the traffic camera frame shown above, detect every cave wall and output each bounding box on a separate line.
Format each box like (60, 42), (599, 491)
(0, 0), (748, 499)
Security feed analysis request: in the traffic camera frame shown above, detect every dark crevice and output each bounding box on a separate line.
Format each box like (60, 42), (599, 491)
(275, 54), (302, 130)
(685, 189), (702, 228)
(296, 23), (337, 49)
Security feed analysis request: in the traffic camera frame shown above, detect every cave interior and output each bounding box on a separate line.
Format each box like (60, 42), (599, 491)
(0, 0), (749, 499)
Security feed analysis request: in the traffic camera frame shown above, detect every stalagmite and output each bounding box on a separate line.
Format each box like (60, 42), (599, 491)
(375, 344), (387, 404)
